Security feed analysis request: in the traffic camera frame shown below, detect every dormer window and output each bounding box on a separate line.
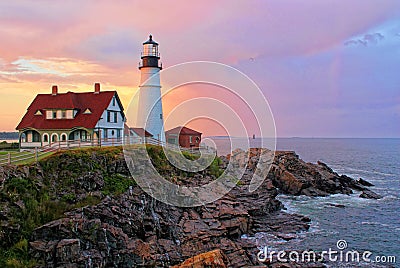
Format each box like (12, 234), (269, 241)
(45, 109), (75, 119)
(34, 110), (42, 115)
(83, 108), (92, 114)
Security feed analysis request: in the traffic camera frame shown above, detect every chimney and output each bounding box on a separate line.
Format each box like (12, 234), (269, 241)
(52, 85), (58, 96)
(94, 83), (100, 94)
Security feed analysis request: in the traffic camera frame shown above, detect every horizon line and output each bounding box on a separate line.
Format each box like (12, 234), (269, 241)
(205, 136), (400, 139)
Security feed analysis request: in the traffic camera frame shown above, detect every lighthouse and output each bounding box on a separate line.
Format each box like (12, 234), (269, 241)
(136, 35), (165, 141)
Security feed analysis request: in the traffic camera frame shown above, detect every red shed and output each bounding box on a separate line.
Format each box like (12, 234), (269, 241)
(165, 126), (202, 148)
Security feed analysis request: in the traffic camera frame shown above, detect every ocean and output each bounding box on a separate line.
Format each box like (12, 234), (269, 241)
(210, 137), (399, 265)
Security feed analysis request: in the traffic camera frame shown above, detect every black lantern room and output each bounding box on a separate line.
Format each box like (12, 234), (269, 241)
(139, 35), (162, 69)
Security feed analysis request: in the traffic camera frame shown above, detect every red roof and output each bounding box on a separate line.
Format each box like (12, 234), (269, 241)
(124, 124), (153, 137)
(165, 126), (202, 135)
(131, 128), (153, 137)
(16, 91), (121, 130)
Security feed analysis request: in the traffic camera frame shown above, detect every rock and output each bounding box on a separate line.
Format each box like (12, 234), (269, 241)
(276, 233), (297, 241)
(172, 249), (227, 268)
(55, 239), (81, 264)
(27, 162), (311, 267)
(301, 187), (329, 197)
(269, 151), (376, 197)
(325, 203), (345, 208)
(278, 170), (305, 195)
(357, 178), (374, 186)
(360, 189), (382, 199)
(317, 161), (334, 173)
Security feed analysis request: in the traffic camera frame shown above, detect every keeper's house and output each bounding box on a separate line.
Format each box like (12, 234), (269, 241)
(16, 83), (125, 150)
(165, 126), (202, 149)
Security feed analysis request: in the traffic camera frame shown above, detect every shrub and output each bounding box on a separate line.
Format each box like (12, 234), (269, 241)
(102, 174), (136, 196)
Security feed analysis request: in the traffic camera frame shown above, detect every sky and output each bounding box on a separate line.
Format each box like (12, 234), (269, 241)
(0, 0), (399, 137)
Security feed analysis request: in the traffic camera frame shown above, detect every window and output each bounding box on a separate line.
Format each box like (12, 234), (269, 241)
(107, 111), (118, 123)
(117, 129), (121, 138)
(112, 97), (116, 106)
(80, 131), (87, 141)
(35, 110), (42, 115)
(51, 134), (58, 142)
(168, 138), (178, 145)
(66, 110), (73, 119)
(45, 110), (75, 119)
(43, 134), (48, 142)
(83, 108), (92, 114)
(32, 132), (40, 142)
(111, 130), (115, 136)
(189, 136), (193, 143)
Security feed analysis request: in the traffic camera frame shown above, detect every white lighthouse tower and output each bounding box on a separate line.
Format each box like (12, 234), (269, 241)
(136, 35), (165, 141)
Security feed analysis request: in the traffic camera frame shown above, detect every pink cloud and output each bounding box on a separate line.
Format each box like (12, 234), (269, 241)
(0, 0), (399, 135)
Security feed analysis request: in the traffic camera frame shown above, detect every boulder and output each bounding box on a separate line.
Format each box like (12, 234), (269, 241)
(360, 189), (382, 199)
(172, 249), (227, 268)
(268, 151), (378, 198)
(325, 203), (345, 208)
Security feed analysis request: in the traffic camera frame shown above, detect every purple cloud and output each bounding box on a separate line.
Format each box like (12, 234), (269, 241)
(344, 33), (385, 47)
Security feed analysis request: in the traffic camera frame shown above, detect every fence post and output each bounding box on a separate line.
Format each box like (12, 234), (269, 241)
(7, 152), (11, 165)
(35, 147), (38, 163)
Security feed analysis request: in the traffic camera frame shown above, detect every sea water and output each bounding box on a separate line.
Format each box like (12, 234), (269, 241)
(209, 137), (399, 263)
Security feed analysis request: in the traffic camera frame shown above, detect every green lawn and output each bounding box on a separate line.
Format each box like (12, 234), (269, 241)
(0, 151), (27, 155)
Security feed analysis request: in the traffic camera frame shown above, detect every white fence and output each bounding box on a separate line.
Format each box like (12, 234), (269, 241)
(0, 137), (215, 166)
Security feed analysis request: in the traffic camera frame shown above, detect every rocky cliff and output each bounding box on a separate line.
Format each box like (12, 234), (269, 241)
(0, 146), (380, 267)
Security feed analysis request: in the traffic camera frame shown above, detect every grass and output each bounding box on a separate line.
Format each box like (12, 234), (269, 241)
(0, 239), (37, 268)
(0, 151), (28, 156)
(145, 144), (224, 180)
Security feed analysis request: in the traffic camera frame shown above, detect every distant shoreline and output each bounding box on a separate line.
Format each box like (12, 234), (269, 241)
(205, 136), (400, 139)
(0, 132), (19, 141)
